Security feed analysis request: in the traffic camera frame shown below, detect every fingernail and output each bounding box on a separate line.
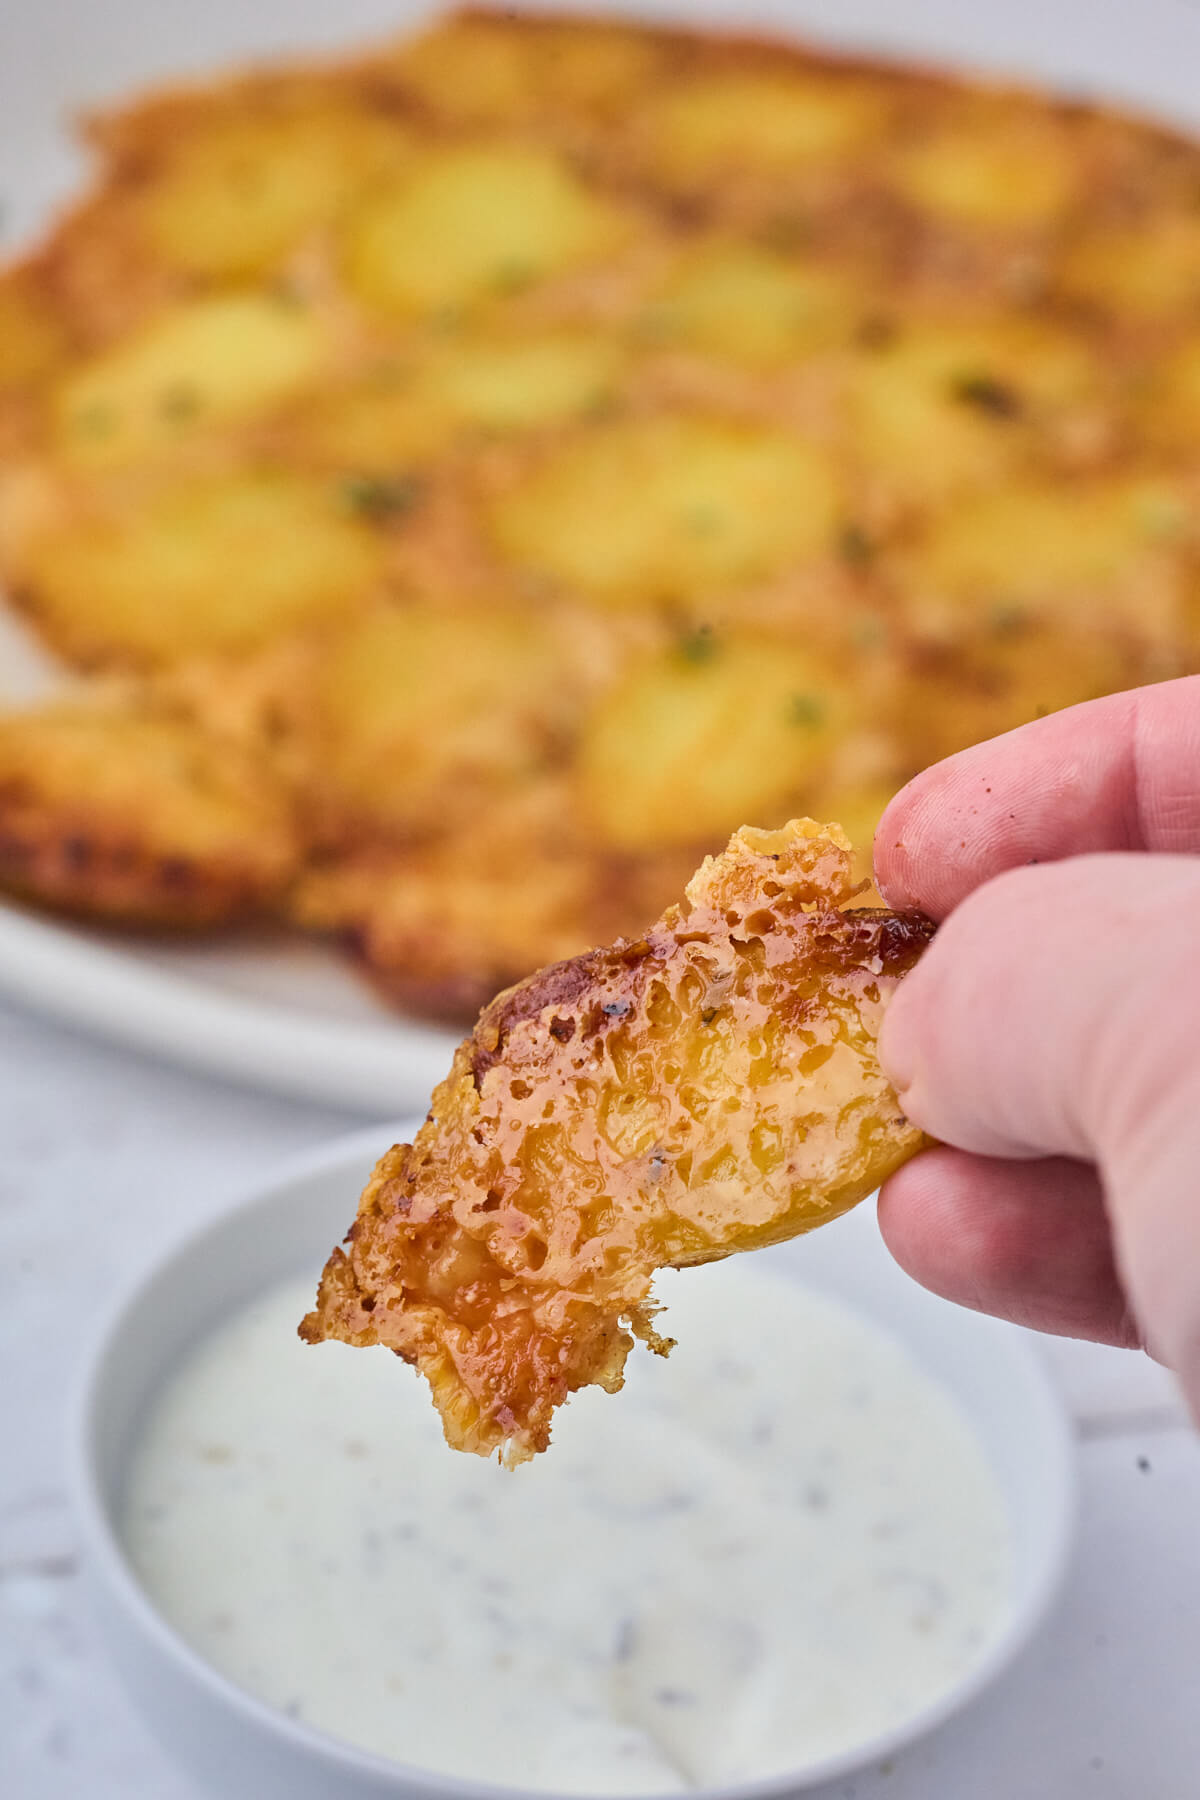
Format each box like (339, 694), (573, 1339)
(877, 986), (915, 1094)
(893, 1073), (933, 1134)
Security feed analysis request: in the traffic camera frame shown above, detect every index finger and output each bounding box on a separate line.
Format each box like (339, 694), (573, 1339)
(875, 676), (1200, 919)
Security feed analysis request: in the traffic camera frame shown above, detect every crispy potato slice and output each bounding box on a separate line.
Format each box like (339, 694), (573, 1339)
(0, 271), (68, 453)
(489, 413), (840, 604)
(141, 101), (413, 279)
(636, 241), (860, 365)
(293, 826), (600, 1023)
(345, 145), (636, 319)
(889, 477), (1195, 762)
(8, 467), (384, 667)
(1056, 214), (1200, 320)
(0, 272), (68, 394)
(292, 777), (706, 1023)
(897, 476), (1192, 643)
(53, 292), (331, 467)
(574, 634), (862, 849)
(641, 70), (888, 184)
(391, 13), (663, 127)
(844, 314), (1107, 507)
(889, 105), (1080, 227)
(293, 331), (625, 471)
(424, 331), (625, 432)
(0, 700), (301, 925)
(810, 780), (897, 897)
(306, 603), (584, 840)
(285, 370), (449, 473)
(1138, 334), (1200, 454)
(300, 819), (933, 1462)
(899, 627), (1147, 770)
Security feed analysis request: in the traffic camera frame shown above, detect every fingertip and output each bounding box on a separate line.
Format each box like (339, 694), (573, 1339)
(873, 758), (987, 919)
(877, 1149), (1139, 1348)
(876, 1148), (957, 1288)
(877, 968), (920, 1099)
(872, 777), (924, 910)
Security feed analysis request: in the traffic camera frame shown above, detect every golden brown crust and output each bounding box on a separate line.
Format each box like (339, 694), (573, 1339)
(0, 699), (302, 926)
(300, 819), (933, 1462)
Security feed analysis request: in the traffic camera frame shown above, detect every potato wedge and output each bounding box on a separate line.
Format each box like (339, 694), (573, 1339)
(301, 819), (932, 1462)
(5, 467), (384, 667)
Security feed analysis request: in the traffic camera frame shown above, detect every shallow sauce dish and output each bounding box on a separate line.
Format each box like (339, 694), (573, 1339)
(73, 1126), (1075, 1800)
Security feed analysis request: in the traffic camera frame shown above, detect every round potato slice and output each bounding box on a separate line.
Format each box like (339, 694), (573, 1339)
(899, 476), (1191, 639)
(391, 16), (662, 126)
(888, 475), (1195, 762)
(1138, 334), (1200, 452)
(345, 145), (635, 318)
(642, 71), (887, 183)
(575, 634), (857, 848)
(635, 242), (859, 365)
(1056, 214), (1200, 320)
(897, 625), (1143, 770)
(309, 604), (581, 838)
(845, 314), (1104, 505)
(426, 332), (624, 431)
(295, 332), (624, 472)
(489, 413), (840, 605)
(0, 703), (301, 926)
(143, 102), (413, 278)
(889, 108), (1079, 227)
(17, 468), (384, 667)
(294, 830), (598, 1025)
(54, 292), (330, 467)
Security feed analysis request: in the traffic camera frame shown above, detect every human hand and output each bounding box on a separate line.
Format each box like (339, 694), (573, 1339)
(873, 676), (1200, 1422)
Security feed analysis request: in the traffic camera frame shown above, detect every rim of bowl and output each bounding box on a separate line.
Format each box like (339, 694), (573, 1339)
(70, 1124), (1078, 1800)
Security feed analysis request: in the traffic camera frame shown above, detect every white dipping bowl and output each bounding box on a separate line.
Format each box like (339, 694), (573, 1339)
(72, 1124), (1075, 1800)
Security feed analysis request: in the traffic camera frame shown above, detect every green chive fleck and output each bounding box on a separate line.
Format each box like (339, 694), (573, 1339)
(988, 601), (1028, 637)
(684, 504), (722, 537)
(159, 383), (201, 422)
(491, 259), (535, 295)
(341, 473), (423, 522)
(950, 372), (1021, 418)
(838, 522), (874, 566)
(677, 623), (718, 665)
(787, 692), (826, 728)
(71, 402), (116, 439)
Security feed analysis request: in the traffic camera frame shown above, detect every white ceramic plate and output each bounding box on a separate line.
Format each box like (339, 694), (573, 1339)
(73, 1126), (1076, 1800)
(3, 0), (1199, 1111)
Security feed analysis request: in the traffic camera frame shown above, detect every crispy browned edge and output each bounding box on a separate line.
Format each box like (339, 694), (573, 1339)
(469, 902), (935, 1086)
(3, 0), (1193, 297)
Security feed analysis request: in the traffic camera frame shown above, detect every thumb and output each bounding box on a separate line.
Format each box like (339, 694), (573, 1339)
(880, 853), (1200, 1416)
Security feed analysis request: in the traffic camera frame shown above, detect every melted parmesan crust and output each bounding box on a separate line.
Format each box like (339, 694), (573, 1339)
(0, 699), (300, 926)
(0, 8), (1199, 1010)
(300, 820), (933, 1462)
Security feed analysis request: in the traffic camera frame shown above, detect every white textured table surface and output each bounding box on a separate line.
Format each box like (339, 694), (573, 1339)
(2, 994), (1199, 1800)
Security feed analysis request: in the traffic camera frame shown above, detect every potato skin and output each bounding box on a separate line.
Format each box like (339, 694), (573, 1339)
(301, 820), (933, 1463)
(0, 703), (302, 927)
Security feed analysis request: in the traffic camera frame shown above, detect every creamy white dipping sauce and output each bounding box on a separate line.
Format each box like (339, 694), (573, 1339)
(121, 1259), (1011, 1794)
